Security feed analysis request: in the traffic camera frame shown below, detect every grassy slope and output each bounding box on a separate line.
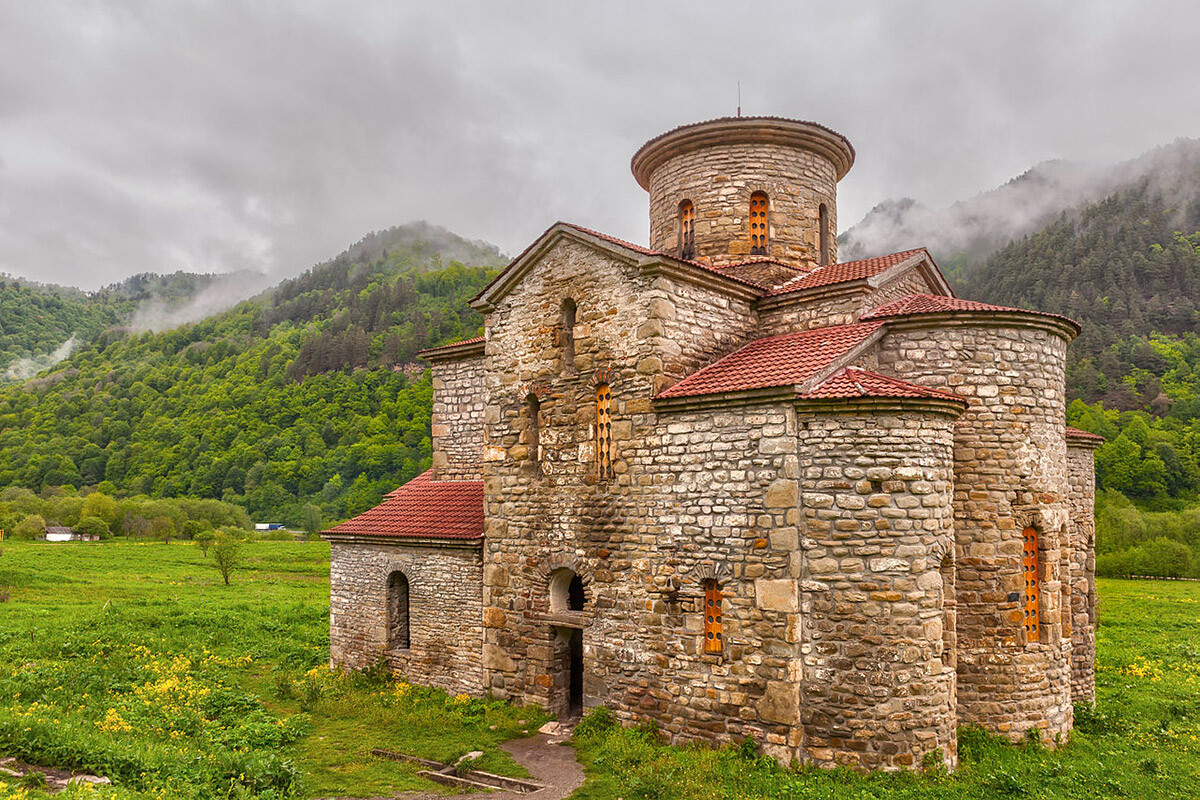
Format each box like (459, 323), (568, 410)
(0, 541), (1196, 799)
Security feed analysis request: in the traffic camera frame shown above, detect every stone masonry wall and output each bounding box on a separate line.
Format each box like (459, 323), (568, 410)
(758, 268), (937, 337)
(329, 540), (484, 696)
(431, 355), (487, 481)
(1067, 444), (1097, 705)
(646, 142), (838, 269)
(876, 321), (1075, 742)
(798, 411), (959, 770)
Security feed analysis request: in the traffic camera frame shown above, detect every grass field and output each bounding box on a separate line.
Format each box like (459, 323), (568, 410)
(0, 540), (1197, 799)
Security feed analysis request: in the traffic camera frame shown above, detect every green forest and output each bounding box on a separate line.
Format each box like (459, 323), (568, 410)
(0, 226), (502, 532)
(4, 181), (1200, 577)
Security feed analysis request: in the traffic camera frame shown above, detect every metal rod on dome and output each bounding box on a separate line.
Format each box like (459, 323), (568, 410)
(737, 81), (741, 117)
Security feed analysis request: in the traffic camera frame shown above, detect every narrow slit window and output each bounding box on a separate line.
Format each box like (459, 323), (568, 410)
(387, 571), (410, 650)
(560, 299), (576, 372)
(679, 200), (695, 260)
(703, 580), (723, 654)
(819, 203), (831, 266)
(525, 393), (541, 472)
(1022, 526), (1040, 640)
(750, 192), (769, 255)
(595, 383), (613, 479)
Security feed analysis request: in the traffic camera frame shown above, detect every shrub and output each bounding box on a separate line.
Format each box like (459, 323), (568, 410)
(12, 514), (45, 540)
(73, 516), (110, 540)
(574, 706), (616, 739)
(194, 529), (216, 556)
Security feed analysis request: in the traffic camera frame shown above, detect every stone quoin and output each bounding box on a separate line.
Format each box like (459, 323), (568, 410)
(323, 116), (1098, 771)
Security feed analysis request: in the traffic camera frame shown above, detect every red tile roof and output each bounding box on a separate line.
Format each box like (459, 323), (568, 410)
(861, 294), (1080, 331)
(800, 367), (967, 404)
(418, 336), (485, 356)
(768, 249), (929, 295)
(323, 471), (483, 540)
(656, 322), (883, 399)
(1066, 426), (1106, 443)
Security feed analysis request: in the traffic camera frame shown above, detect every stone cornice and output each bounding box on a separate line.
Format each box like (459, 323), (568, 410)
(879, 310), (1081, 343)
(321, 533), (484, 550)
(793, 396), (968, 419)
(631, 116), (856, 188)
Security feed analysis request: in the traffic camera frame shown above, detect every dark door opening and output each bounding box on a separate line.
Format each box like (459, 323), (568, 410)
(568, 628), (583, 718)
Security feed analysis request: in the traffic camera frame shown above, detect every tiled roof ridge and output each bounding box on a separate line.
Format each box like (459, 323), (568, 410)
(767, 248), (930, 296)
(862, 293), (1080, 330)
(802, 367), (968, 403)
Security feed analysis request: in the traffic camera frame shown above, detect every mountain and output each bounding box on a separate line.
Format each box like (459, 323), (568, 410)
(0, 222), (505, 526)
(839, 138), (1200, 282)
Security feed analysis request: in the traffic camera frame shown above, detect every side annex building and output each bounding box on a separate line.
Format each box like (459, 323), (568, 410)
(323, 116), (1101, 771)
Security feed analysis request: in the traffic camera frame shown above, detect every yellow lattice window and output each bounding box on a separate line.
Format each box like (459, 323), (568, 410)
(750, 192), (769, 255)
(1022, 526), (1040, 640)
(595, 383), (613, 479)
(703, 580), (723, 653)
(679, 200), (695, 260)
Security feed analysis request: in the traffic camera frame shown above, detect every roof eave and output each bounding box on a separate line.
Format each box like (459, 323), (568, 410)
(321, 532), (484, 549)
(793, 395), (968, 418)
(419, 339), (486, 362)
(878, 309), (1081, 341)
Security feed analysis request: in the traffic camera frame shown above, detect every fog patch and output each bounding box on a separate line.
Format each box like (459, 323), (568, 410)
(4, 336), (78, 381)
(129, 270), (271, 332)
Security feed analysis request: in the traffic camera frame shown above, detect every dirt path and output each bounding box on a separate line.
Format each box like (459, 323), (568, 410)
(331, 732), (585, 800)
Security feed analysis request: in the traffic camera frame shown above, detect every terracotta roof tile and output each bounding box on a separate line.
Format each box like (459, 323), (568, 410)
(768, 249), (928, 295)
(656, 322), (883, 399)
(418, 336), (485, 356)
(861, 294), (1080, 330)
(323, 470), (483, 540)
(800, 367), (967, 403)
(1066, 426), (1106, 443)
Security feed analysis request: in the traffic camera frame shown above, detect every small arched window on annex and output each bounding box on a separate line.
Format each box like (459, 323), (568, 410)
(678, 200), (696, 260)
(749, 192), (769, 255)
(819, 203), (831, 266)
(1022, 526), (1041, 644)
(560, 299), (577, 374)
(386, 570), (410, 650)
(702, 579), (724, 654)
(595, 382), (614, 480)
(524, 392), (542, 475)
(549, 567), (586, 613)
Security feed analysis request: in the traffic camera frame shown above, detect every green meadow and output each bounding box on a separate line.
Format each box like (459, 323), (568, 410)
(0, 540), (1196, 799)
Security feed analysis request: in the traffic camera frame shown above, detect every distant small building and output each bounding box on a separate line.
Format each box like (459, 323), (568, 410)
(40, 525), (99, 543)
(255, 523), (286, 531)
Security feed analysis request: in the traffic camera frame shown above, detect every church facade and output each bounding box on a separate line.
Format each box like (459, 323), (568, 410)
(323, 116), (1100, 771)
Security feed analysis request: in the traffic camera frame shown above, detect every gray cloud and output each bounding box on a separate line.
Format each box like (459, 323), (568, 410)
(1, 0), (1199, 289)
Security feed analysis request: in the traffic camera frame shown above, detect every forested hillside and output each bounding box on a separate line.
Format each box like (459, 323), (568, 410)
(0, 224), (503, 528)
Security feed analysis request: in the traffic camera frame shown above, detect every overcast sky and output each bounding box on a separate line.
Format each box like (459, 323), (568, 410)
(2, 0), (1199, 289)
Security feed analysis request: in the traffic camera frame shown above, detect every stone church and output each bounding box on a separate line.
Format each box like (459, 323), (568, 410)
(324, 116), (1101, 771)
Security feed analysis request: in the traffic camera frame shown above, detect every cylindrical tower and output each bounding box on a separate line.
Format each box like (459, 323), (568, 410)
(631, 117), (854, 270)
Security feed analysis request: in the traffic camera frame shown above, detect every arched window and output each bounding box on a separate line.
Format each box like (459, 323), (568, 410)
(703, 580), (723, 653)
(749, 192), (769, 255)
(595, 383), (613, 479)
(387, 571), (410, 650)
(678, 200), (695, 260)
(819, 203), (831, 266)
(550, 568), (585, 613)
(1022, 526), (1040, 641)
(560, 299), (576, 373)
(525, 393), (541, 473)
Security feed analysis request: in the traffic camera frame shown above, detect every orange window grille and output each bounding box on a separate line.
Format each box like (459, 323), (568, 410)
(750, 192), (769, 255)
(679, 201), (695, 260)
(703, 580), (723, 653)
(596, 383), (613, 479)
(1022, 526), (1040, 639)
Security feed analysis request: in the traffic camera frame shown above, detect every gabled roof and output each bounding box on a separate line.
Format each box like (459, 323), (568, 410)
(323, 470), (483, 541)
(656, 322), (884, 399)
(800, 367), (967, 404)
(861, 293), (1080, 332)
(767, 248), (935, 296)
